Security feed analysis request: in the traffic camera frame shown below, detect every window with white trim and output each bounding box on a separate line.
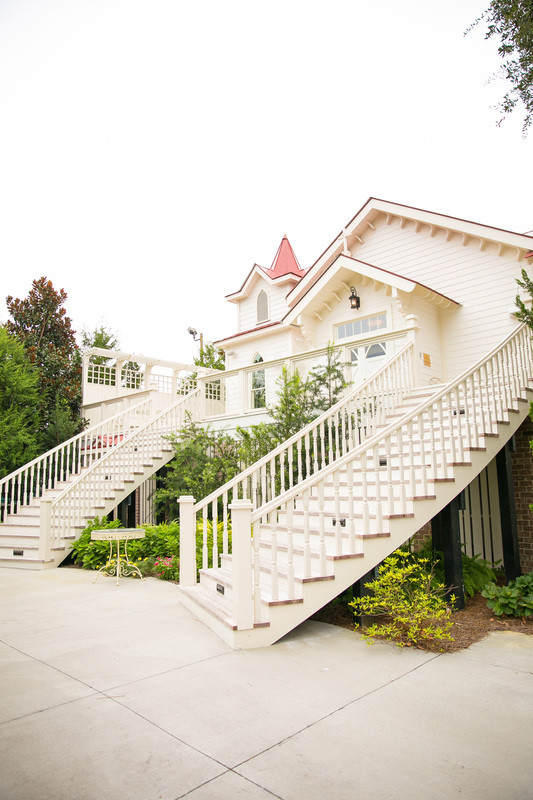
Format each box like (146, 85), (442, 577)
(257, 290), (269, 323)
(251, 354), (266, 409)
(336, 312), (387, 341)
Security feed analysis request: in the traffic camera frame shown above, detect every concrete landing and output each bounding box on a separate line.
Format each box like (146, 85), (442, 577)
(0, 567), (531, 799)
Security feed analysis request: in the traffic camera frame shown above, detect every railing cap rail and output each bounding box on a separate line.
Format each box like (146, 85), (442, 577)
(51, 387), (201, 507)
(0, 396), (153, 488)
(193, 340), (414, 513)
(250, 322), (529, 522)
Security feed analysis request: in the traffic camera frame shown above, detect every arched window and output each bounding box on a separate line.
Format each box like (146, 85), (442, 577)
(257, 290), (269, 323)
(251, 353), (266, 409)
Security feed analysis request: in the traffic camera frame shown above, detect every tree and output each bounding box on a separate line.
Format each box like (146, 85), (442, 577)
(6, 277), (82, 448)
(0, 327), (41, 478)
(194, 342), (225, 371)
(515, 267), (533, 325)
(307, 342), (350, 413)
(469, 1), (533, 134)
(81, 325), (119, 365)
(156, 418), (241, 519)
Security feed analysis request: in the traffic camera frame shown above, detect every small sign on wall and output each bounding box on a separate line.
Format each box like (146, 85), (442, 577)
(423, 353), (431, 367)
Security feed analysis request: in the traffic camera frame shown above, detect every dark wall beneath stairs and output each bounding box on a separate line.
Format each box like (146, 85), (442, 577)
(512, 415), (533, 574)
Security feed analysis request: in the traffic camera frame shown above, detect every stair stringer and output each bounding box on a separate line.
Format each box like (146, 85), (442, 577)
(0, 389), (201, 570)
(179, 398), (530, 650)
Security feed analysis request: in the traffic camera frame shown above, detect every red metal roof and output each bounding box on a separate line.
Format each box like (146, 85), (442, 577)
(266, 236), (306, 279)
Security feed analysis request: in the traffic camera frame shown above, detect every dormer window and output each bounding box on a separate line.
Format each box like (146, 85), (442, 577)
(257, 290), (269, 323)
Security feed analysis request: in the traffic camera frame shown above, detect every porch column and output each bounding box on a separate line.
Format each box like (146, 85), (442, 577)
(432, 495), (465, 610)
(179, 495), (197, 587)
(230, 499), (254, 630)
(496, 441), (522, 581)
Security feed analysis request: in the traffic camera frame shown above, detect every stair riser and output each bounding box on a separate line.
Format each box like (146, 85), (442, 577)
(187, 397), (530, 649)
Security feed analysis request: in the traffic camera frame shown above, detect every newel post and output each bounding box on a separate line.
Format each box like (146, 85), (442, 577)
(230, 499), (254, 630)
(179, 496), (197, 586)
(39, 499), (52, 562)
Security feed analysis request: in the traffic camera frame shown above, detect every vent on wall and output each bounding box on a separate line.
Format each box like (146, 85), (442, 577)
(13, 549), (24, 556)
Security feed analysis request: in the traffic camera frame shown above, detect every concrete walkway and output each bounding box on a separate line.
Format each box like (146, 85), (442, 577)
(0, 567), (531, 800)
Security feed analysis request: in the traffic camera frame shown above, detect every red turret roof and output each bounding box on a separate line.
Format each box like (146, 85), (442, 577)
(265, 235), (306, 279)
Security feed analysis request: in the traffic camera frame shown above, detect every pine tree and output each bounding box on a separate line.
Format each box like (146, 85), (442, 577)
(308, 342), (350, 413)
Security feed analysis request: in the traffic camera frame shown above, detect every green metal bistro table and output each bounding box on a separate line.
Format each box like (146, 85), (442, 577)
(91, 528), (145, 586)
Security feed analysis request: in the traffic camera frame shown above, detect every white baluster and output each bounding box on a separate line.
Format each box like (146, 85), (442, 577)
(333, 471), (342, 556)
(286, 499), (295, 600)
(270, 509), (279, 602)
(253, 519), (261, 623)
(317, 480), (326, 574)
(373, 444), (383, 533)
(302, 489), (311, 578)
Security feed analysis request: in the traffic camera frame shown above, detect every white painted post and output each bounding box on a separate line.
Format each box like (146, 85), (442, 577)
(39, 499), (52, 562)
(179, 495), (197, 587)
(230, 499), (254, 631)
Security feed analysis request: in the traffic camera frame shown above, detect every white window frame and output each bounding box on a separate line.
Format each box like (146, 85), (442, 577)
(257, 290), (269, 324)
(335, 311), (387, 342)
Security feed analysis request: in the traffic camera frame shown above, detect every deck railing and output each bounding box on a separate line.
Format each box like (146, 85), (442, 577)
(43, 388), (201, 553)
(180, 341), (415, 571)
(237, 323), (532, 623)
(0, 397), (154, 522)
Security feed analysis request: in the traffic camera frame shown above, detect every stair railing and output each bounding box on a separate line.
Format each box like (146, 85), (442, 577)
(227, 323), (532, 627)
(43, 387), (201, 553)
(180, 341), (415, 574)
(0, 397), (154, 522)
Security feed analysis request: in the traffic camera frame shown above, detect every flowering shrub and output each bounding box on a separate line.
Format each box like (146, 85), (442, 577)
(349, 550), (454, 651)
(154, 556), (179, 581)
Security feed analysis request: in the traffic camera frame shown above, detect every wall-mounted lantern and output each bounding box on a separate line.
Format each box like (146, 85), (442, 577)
(349, 286), (361, 310)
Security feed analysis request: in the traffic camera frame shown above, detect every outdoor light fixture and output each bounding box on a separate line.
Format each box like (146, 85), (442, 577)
(187, 326), (203, 350)
(349, 286), (360, 310)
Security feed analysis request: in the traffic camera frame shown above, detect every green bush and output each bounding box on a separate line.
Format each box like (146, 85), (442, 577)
(415, 542), (498, 597)
(153, 556), (179, 581)
(71, 516), (230, 578)
(482, 571), (533, 617)
(70, 517), (124, 570)
(349, 550), (454, 650)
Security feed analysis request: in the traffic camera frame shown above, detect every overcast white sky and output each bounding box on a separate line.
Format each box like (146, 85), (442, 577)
(0, 0), (531, 364)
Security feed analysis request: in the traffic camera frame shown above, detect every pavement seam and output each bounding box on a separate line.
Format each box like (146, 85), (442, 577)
(0, 638), (232, 788)
(173, 768), (286, 800)
(102, 649), (234, 692)
(231, 652), (442, 771)
(102, 691), (232, 772)
(450, 652), (533, 674)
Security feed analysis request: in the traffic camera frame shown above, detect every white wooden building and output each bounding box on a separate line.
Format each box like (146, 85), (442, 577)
(2, 197), (533, 649)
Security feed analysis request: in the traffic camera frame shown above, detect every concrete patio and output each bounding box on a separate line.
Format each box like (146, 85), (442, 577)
(0, 567), (531, 800)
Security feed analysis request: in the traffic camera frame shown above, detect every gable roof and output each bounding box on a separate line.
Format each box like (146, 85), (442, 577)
(226, 236), (306, 303)
(282, 253), (460, 325)
(287, 197), (533, 310)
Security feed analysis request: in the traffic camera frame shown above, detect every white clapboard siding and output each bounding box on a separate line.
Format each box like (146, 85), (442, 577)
(350, 218), (524, 378)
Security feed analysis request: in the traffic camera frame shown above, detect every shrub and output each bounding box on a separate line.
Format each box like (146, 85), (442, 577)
(70, 517), (123, 570)
(415, 541), (498, 597)
(482, 571), (533, 617)
(71, 516), (230, 579)
(349, 550), (454, 650)
(154, 556), (179, 581)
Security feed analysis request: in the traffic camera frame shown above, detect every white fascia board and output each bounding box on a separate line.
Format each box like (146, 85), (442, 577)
(214, 324), (288, 348)
(286, 197), (533, 309)
(227, 267), (299, 303)
(283, 254), (417, 325)
(369, 198), (533, 251)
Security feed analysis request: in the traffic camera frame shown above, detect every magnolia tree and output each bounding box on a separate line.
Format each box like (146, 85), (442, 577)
(6, 277), (83, 449)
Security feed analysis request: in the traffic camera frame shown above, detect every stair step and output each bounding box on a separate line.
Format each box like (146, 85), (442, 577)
(179, 584), (270, 628)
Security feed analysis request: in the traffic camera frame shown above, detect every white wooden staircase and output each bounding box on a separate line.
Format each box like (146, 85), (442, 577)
(0, 390), (200, 568)
(177, 325), (533, 649)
